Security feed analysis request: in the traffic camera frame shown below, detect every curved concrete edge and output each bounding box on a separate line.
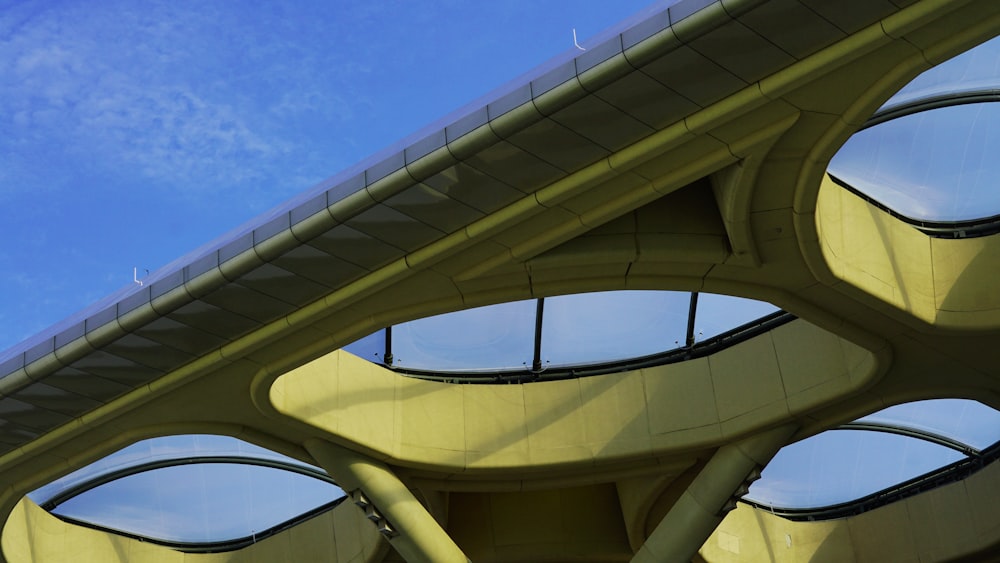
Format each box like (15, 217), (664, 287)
(701, 450), (1000, 562)
(631, 423), (797, 563)
(0, 496), (386, 563)
(305, 439), (469, 563)
(268, 318), (876, 474)
(795, 3), (1000, 333)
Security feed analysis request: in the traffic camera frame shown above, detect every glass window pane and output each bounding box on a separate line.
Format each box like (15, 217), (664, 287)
(541, 291), (689, 368)
(883, 36), (1000, 109)
(29, 435), (318, 506)
(343, 329), (386, 363)
(391, 300), (536, 371)
(858, 398), (1000, 450)
(693, 293), (779, 342)
(830, 103), (1000, 222)
(51, 463), (343, 544)
(746, 429), (964, 509)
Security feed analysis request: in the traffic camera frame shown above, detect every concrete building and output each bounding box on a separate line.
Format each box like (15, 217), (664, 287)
(0, 0), (998, 561)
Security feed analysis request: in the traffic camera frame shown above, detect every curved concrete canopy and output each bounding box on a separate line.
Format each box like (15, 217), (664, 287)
(1, 0), (1000, 561)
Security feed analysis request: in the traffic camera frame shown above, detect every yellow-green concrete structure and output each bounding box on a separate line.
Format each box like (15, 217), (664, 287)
(1, 0), (1000, 561)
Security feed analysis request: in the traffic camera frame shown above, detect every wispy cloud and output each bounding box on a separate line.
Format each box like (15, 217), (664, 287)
(0, 0), (369, 204)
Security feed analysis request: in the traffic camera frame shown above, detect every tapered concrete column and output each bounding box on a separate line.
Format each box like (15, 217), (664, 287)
(305, 439), (469, 563)
(631, 424), (797, 563)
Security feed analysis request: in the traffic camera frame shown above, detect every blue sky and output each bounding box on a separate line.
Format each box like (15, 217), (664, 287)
(0, 0), (654, 351)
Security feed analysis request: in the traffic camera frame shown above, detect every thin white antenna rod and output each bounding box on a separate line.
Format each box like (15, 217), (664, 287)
(573, 28), (586, 51)
(133, 267), (143, 286)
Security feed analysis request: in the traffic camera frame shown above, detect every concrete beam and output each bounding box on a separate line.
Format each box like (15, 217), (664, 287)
(305, 439), (469, 563)
(632, 424), (797, 563)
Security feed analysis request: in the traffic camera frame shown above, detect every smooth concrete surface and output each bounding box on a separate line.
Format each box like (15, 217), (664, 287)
(701, 456), (1000, 562)
(1, 497), (385, 563)
(816, 173), (1000, 329)
(271, 323), (872, 472)
(305, 440), (469, 563)
(632, 424), (796, 563)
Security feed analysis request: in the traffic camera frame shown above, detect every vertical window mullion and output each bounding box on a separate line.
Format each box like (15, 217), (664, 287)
(531, 298), (545, 372)
(685, 292), (699, 348)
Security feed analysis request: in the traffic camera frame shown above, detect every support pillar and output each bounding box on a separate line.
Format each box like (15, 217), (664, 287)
(305, 439), (469, 563)
(631, 424), (797, 563)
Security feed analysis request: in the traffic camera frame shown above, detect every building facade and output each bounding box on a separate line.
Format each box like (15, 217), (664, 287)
(1, 0), (999, 561)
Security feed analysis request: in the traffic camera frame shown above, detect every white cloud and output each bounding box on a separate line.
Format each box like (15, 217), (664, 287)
(0, 1), (360, 202)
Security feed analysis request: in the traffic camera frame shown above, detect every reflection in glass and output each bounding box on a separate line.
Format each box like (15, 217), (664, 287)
(541, 291), (689, 367)
(50, 463), (343, 544)
(746, 429), (963, 509)
(391, 299), (536, 371)
(830, 103), (1000, 222)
